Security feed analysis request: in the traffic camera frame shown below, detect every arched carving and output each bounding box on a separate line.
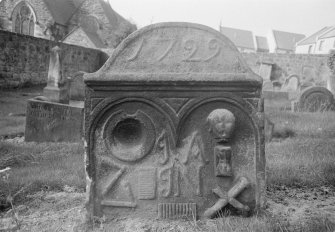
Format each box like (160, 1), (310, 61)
(11, 1), (36, 36)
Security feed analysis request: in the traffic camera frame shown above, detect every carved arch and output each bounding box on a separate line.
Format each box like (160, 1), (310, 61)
(11, 1), (37, 36)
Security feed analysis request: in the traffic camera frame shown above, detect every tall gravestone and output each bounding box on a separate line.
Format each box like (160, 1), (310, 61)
(25, 46), (83, 142)
(43, 46), (69, 104)
(84, 22), (265, 220)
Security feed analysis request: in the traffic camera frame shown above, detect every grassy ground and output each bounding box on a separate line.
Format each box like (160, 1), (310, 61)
(0, 86), (42, 138)
(1, 87), (335, 231)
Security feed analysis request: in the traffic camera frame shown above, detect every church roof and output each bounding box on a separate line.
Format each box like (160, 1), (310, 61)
(42, 0), (85, 25)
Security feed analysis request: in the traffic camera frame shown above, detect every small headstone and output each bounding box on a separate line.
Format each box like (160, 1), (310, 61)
(43, 46), (69, 104)
(258, 62), (273, 80)
(264, 116), (274, 142)
(70, 71), (86, 101)
(297, 86), (334, 112)
(282, 75), (300, 92)
(25, 99), (83, 142)
(262, 80), (273, 91)
(84, 22), (265, 221)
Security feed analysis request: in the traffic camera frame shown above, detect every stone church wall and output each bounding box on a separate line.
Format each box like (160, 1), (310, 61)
(0, 30), (108, 88)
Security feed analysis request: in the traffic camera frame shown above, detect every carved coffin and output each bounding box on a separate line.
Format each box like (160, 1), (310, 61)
(84, 22), (265, 220)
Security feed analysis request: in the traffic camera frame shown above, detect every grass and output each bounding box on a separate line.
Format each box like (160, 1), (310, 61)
(1, 88), (335, 231)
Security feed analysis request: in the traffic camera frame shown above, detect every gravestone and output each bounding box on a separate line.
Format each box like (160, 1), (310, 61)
(296, 86), (334, 112)
(69, 71), (86, 101)
(258, 62), (273, 80)
(25, 46), (84, 142)
(262, 80), (273, 91)
(282, 74), (300, 92)
(25, 99), (83, 142)
(43, 46), (69, 104)
(84, 22), (265, 221)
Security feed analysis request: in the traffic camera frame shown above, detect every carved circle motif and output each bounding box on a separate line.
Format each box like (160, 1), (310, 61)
(103, 110), (156, 162)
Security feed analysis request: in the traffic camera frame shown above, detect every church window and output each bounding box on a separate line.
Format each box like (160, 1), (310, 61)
(12, 2), (35, 36)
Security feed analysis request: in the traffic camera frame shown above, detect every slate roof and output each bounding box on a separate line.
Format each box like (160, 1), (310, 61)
(63, 26), (106, 48)
(220, 26), (255, 50)
(272, 30), (305, 51)
(319, 26), (335, 39)
(297, 27), (331, 45)
(255, 36), (269, 52)
(42, 0), (85, 25)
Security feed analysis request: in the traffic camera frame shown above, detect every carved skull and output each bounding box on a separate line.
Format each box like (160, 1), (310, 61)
(207, 109), (236, 142)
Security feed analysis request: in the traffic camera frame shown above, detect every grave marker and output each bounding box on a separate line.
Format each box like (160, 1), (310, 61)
(84, 22), (265, 220)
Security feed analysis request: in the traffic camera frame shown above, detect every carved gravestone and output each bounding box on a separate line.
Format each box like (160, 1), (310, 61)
(295, 86), (334, 112)
(84, 22), (265, 220)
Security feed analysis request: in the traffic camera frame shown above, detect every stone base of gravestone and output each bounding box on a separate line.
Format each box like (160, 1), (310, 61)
(43, 85), (70, 104)
(25, 99), (83, 142)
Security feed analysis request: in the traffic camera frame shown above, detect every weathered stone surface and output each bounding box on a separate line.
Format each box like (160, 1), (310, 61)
(84, 22), (265, 220)
(262, 80), (273, 91)
(43, 46), (69, 104)
(258, 62), (273, 80)
(69, 71), (86, 101)
(297, 86), (334, 112)
(282, 74), (300, 92)
(25, 99), (83, 142)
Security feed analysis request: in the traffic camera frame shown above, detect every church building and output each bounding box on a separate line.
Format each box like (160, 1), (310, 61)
(0, 0), (136, 49)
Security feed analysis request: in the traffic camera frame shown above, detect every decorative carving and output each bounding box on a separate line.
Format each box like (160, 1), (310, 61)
(103, 110), (156, 162)
(204, 39), (221, 61)
(155, 130), (170, 165)
(101, 182), (136, 208)
(159, 165), (173, 197)
(99, 156), (126, 197)
(138, 168), (157, 200)
(158, 203), (197, 219)
(244, 98), (261, 111)
(90, 98), (104, 112)
(203, 177), (250, 218)
(127, 39), (145, 61)
(162, 98), (190, 116)
(207, 109), (236, 142)
(182, 39), (201, 62)
(214, 145), (232, 177)
(157, 40), (177, 61)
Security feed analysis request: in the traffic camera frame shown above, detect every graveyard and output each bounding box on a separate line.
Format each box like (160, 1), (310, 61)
(0, 21), (335, 232)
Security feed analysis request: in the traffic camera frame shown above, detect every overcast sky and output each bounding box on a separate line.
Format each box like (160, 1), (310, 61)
(109, 0), (335, 37)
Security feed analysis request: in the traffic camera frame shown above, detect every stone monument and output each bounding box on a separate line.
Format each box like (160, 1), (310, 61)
(43, 46), (69, 104)
(25, 46), (83, 142)
(84, 22), (265, 220)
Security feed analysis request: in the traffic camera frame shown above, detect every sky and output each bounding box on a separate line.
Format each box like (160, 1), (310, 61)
(109, 0), (335, 37)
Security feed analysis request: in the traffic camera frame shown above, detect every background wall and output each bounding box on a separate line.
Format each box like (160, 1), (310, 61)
(242, 52), (331, 86)
(0, 30), (108, 88)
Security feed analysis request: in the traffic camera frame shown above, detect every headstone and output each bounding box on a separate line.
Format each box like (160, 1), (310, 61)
(84, 22), (265, 221)
(262, 80), (273, 91)
(263, 91), (290, 109)
(258, 62), (273, 80)
(70, 71), (87, 101)
(282, 74), (300, 92)
(43, 46), (69, 104)
(264, 116), (274, 142)
(327, 50), (335, 94)
(25, 99), (83, 142)
(297, 86), (334, 112)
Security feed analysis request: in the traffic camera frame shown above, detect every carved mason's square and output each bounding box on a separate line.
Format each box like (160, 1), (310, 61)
(84, 22), (265, 220)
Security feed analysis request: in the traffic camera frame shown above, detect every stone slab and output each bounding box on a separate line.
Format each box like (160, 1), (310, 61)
(84, 22), (265, 221)
(25, 99), (83, 142)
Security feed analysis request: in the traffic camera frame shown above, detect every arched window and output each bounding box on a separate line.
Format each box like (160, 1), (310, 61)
(12, 1), (35, 36)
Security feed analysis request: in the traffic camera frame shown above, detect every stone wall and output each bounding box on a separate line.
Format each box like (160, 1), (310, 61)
(242, 53), (331, 86)
(0, 30), (108, 88)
